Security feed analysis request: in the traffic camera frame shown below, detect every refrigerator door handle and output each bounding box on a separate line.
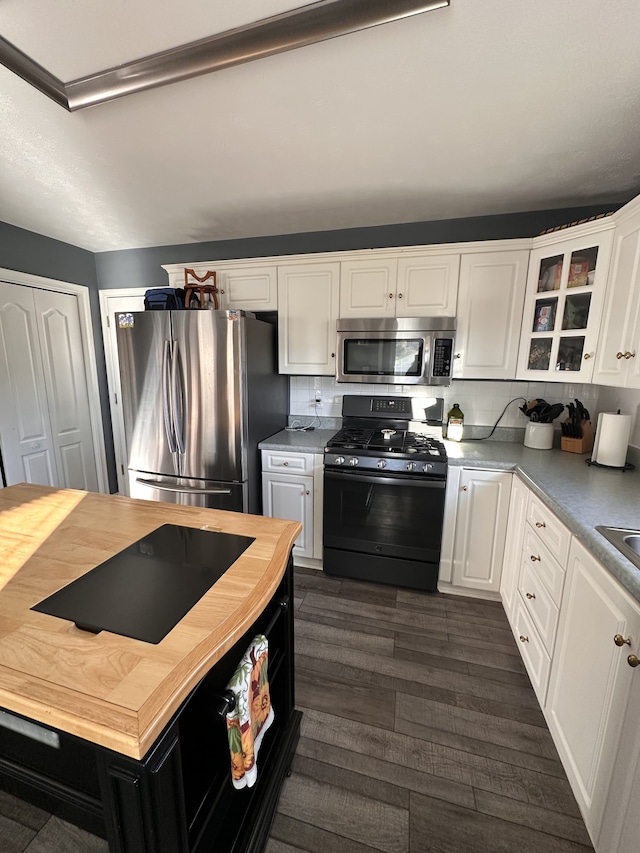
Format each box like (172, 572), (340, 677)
(171, 339), (186, 454)
(162, 339), (177, 453)
(135, 477), (232, 495)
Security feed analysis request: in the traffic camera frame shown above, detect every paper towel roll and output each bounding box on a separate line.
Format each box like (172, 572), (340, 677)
(592, 412), (631, 468)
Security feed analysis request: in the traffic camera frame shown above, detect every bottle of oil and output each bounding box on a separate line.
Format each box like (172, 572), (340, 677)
(446, 403), (464, 442)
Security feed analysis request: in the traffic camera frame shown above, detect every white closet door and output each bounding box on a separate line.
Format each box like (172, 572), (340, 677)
(34, 289), (99, 491)
(0, 282), (57, 486)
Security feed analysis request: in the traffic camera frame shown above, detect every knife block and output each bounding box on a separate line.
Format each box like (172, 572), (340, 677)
(561, 420), (594, 454)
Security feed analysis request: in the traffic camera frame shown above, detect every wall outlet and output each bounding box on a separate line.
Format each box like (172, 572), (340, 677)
(314, 389), (322, 403)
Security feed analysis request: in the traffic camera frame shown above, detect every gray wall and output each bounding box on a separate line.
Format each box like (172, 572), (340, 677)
(0, 221), (97, 286)
(0, 203), (625, 492)
(94, 205), (619, 289)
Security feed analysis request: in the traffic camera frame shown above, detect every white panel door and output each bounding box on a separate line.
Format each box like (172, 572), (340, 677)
(34, 289), (99, 491)
(546, 538), (640, 840)
(339, 259), (398, 318)
(397, 254), (460, 317)
(262, 471), (314, 558)
(455, 250), (529, 379)
(277, 263), (340, 374)
(451, 468), (512, 593)
(0, 282), (57, 486)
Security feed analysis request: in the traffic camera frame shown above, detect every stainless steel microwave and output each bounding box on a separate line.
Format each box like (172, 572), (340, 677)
(336, 317), (456, 386)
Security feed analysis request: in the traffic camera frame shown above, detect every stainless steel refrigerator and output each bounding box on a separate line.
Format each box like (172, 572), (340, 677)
(116, 309), (288, 513)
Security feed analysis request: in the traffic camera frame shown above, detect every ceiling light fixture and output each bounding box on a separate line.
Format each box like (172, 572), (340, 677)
(0, 0), (449, 111)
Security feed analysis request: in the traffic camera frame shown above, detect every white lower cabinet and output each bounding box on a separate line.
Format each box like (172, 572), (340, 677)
(499, 474), (529, 620)
(598, 669), (640, 853)
(511, 596), (552, 703)
(545, 537), (640, 848)
(444, 468), (512, 597)
(261, 450), (323, 565)
(502, 481), (568, 706)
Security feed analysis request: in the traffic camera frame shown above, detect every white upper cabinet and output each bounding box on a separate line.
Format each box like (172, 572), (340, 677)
(162, 261), (277, 311)
(339, 257), (398, 318)
(396, 254), (459, 317)
(277, 262), (340, 374)
(592, 197), (640, 388)
(215, 266), (277, 311)
(454, 249), (529, 379)
(339, 253), (459, 319)
(516, 224), (614, 382)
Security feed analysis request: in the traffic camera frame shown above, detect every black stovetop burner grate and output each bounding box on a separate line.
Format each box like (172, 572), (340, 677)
(327, 427), (446, 459)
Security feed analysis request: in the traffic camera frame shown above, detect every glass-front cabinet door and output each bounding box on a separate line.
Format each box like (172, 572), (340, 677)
(516, 227), (614, 382)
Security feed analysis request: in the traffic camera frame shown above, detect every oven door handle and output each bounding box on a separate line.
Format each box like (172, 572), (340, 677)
(324, 470), (446, 489)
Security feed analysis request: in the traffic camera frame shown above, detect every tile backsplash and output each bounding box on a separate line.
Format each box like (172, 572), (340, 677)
(290, 377), (602, 431)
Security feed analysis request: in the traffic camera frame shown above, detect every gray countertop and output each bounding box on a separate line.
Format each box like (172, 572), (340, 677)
(259, 430), (640, 603)
(259, 428), (339, 453)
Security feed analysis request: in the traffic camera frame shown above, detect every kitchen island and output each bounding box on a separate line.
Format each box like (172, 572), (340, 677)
(0, 484), (302, 853)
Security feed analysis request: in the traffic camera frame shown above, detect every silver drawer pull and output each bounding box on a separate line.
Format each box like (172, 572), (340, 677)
(535, 521), (545, 528)
(525, 592), (536, 600)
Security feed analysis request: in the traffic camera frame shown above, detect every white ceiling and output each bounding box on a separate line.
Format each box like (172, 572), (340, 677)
(1, 0), (639, 253)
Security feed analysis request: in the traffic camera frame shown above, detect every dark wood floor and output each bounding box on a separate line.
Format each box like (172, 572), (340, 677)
(0, 566), (594, 852)
(267, 567), (595, 853)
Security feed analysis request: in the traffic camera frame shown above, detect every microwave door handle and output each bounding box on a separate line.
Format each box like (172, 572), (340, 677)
(162, 340), (177, 453)
(171, 339), (186, 454)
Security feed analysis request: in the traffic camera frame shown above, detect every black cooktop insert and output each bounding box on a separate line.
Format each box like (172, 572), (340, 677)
(32, 524), (255, 644)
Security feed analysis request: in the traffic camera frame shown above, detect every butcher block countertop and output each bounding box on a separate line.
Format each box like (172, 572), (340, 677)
(0, 484), (301, 760)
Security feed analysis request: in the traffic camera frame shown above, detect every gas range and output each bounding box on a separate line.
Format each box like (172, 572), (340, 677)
(324, 395), (448, 478)
(323, 394), (448, 591)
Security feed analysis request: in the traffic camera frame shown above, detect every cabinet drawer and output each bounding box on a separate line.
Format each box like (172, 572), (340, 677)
(261, 450), (314, 475)
(512, 598), (552, 706)
(521, 526), (565, 606)
(526, 494), (571, 566)
(518, 558), (561, 655)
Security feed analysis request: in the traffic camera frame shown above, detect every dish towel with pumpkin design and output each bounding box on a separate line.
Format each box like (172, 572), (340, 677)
(225, 633), (274, 789)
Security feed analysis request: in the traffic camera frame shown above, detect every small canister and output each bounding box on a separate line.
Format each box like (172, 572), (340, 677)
(524, 422), (554, 450)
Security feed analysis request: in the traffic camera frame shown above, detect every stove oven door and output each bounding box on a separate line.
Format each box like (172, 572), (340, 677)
(323, 469), (446, 590)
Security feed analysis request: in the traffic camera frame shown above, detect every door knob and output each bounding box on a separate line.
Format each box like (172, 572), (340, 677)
(583, 353), (591, 360)
(397, 292), (403, 299)
(614, 634), (631, 647)
(519, 635), (529, 643)
(625, 351), (636, 359)
(530, 554), (541, 562)
(525, 592), (536, 600)
(617, 352), (625, 359)
(628, 655), (640, 668)
(535, 521), (545, 528)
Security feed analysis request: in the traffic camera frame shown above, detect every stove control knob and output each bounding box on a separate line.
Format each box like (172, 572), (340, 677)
(334, 456), (345, 465)
(406, 461), (417, 471)
(423, 462), (434, 472)
(377, 459), (387, 469)
(348, 457), (359, 466)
